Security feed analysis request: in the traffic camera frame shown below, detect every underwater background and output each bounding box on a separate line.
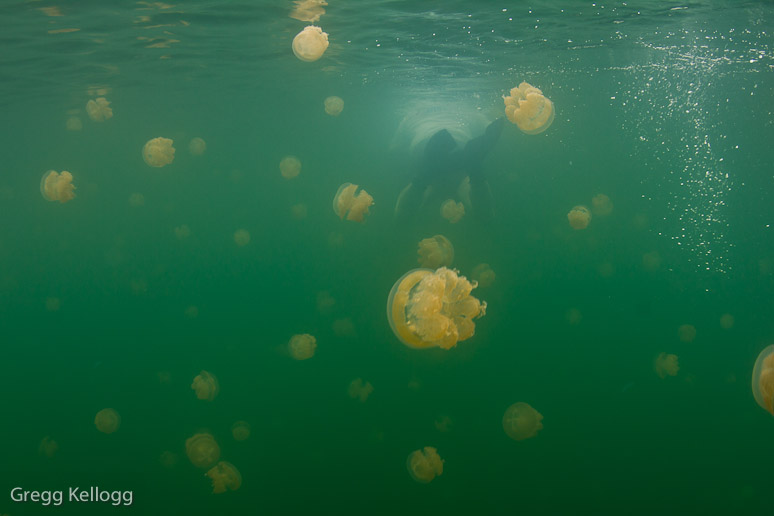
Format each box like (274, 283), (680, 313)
(1, 1), (773, 514)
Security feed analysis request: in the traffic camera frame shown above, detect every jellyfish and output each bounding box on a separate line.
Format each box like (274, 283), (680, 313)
(191, 370), (219, 401)
(184, 305), (199, 318)
(128, 192), (145, 207)
(642, 251), (662, 271)
(332, 183), (374, 222)
(288, 333), (317, 360)
(678, 324), (697, 343)
(752, 345), (774, 415)
(406, 447), (443, 484)
(502, 402), (543, 441)
(45, 297), (60, 312)
(233, 229), (250, 247)
(175, 224), (191, 240)
(292, 26), (329, 62)
(206, 461), (242, 494)
(471, 263), (496, 288)
(188, 137), (206, 156)
(159, 451), (178, 469)
(720, 313), (735, 330)
(387, 267), (487, 350)
(290, 0), (327, 22)
(503, 82), (554, 134)
(332, 317), (356, 337)
(157, 371), (171, 384)
(231, 421), (251, 442)
(565, 308), (582, 325)
(567, 205), (591, 230)
(94, 408), (121, 434)
(66, 116), (82, 131)
(434, 415), (453, 433)
(347, 378), (374, 403)
(440, 199), (465, 223)
(280, 156), (301, 179)
(185, 433), (220, 469)
(40, 170), (76, 203)
(316, 291), (336, 314)
(142, 137), (175, 167)
(86, 97), (112, 122)
(417, 235), (454, 268)
(653, 352), (679, 379)
(38, 436), (58, 458)
(324, 96), (344, 116)
(591, 194), (613, 216)
(290, 203), (308, 220)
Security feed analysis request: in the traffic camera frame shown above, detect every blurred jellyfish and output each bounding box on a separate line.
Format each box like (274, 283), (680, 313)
(45, 297), (61, 312)
(434, 415), (453, 433)
(333, 183), (374, 222)
(316, 291), (336, 315)
(185, 433), (220, 469)
(206, 461), (242, 494)
(406, 447), (443, 484)
(188, 137), (206, 156)
(440, 199), (465, 223)
(184, 305), (199, 319)
(40, 170), (76, 203)
(38, 436), (58, 458)
(143, 137), (175, 167)
(678, 324), (696, 343)
(567, 205), (591, 230)
(653, 352), (680, 379)
(157, 371), (171, 384)
(128, 192), (145, 207)
(231, 421), (251, 441)
(233, 229), (250, 247)
(471, 263), (496, 288)
(290, 203), (308, 220)
(86, 97), (112, 122)
(288, 333), (317, 360)
(332, 317), (356, 337)
(387, 267), (486, 350)
(174, 224), (191, 240)
(292, 26), (329, 62)
(290, 0), (327, 22)
(503, 82), (554, 134)
(720, 313), (735, 330)
(752, 345), (774, 415)
(94, 408), (121, 434)
(347, 378), (373, 403)
(324, 96), (344, 116)
(191, 370), (219, 401)
(502, 402), (543, 441)
(66, 116), (82, 131)
(591, 194), (613, 216)
(417, 235), (454, 268)
(159, 450), (179, 469)
(565, 308), (582, 325)
(280, 156), (301, 179)
(642, 251), (662, 271)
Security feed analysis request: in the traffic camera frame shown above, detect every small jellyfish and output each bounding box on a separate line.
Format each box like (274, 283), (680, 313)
(406, 447), (443, 484)
(316, 291), (336, 315)
(157, 371), (171, 384)
(184, 305), (199, 318)
(174, 224), (191, 240)
(387, 267), (486, 350)
(206, 461), (242, 494)
(185, 433), (220, 469)
(502, 402), (543, 441)
(191, 370), (219, 401)
(45, 297), (60, 312)
(720, 313), (735, 330)
(280, 156), (301, 179)
(440, 199), (465, 223)
(288, 333), (317, 360)
(128, 192), (145, 207)
(143, 137), (175, 167)
(66, 116), (82, 131)
(642, 251), (662, 271)
(324, 96), (344, 116)
(159, 450), (179, 469)
(565, 308), (582, 325)
(417, 235), (454, 268)
(567, 205), (591, 230)
(434, 415), (453, 433)
(292, 25), (329, 62)
(503, 82), (554, 134)
(332, 317), (356, 337)
(231, 421), (251, 441)
(38, 436), (59, 458)
(86, 97), (112, 122)
(653, 352), (679, 379)
(234, 229), (250, 247)
(678, 324), (696, 343)
(752, 345), (774, 415)
(471, 263), (496, 288)
(347, 378), (373, 403)
(94, 408), (121, 434)
(188, 137), (206, 156)
(591, 194), (613, 216)
(40, 170), (76, 203)
(290, 203), (308, 220)
(332, 183), (374, 222)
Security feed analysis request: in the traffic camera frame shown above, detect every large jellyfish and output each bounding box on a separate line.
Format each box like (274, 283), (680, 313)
(387, 267), (486, 350)
(142, 137), (175, 167)
(94, 408), (121, 434)
(332, 183), (374, 222)
(231, 421), (251, 441)
(280, 156), (301, 179)
(406, 447), (444, 484)
(40, 170), (76, 203)
(417, 235), (454, 268)
(347, 378), (373, 403)
(752, 345), (774, 415)
(288, 333), (317, 360)
(191, 370), (219, 401)
(567, 205), (591, 230)
(440, 199), (465, 223)
(324, 96), (344, 116)
(591, 194), (613, 216)
(206, 461), (242, 494)
(503, 82), (554, 134)
(86, 97), (112, 122)
(502, 402), (543, 441)
(471, 263), (496, 288)
(292, 26), (329, 62)
(185, 433), (220, 469)
(653, 352), (679, 379)
(188, 137), (206, 156)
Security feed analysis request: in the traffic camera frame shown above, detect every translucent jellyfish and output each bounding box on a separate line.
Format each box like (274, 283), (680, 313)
(591, 194), (613, 216)
(157, 371), (171, 384)
(440, 199), (465, 223)
(290, 0), (327, 23)
(191, 370), (219, 401)
(279, 156), (301, 179)
(231, 421), (251, 441)
(752, 345), (774, 415)
(653, 352), (680, 379)
(288, 333), (317, 360)
(434, 415), (453, 433)
(503, 82), (554, 134)
(642, 251), (662, 271)
(188, 137), (206, 156)
(40, 170), (76, 203)
(324, 96), (344, 116)
(406, 447), (443, 484)
(128, 192), (145, 207)
(678, 324), (697, 343)
(185, 433), (220, 469)
(206, 461), (242, 494)
(174, 224), (191, 240)
(417, 235), (454, 268)
(386, 267), (487, 350)
(66, 116), (82, 131)
(290, 203), (308, 220)
(45, 297), (60, 312)
(332, 317), (356, 337)
(332, 183), (374, 222)
(38, 436), (58, 458)
(292, 26), (329, 62)
(142, 137), (175, 167)
(86, 97), (112, 122)
(233, 229), (250, 247)
(567, 205), (591, 230)
(502, 402), (543, 441)
(471, 263), (496, 288)
(347, 378), (373, 403)
(720, 313), (735, 330)
(159, 451), (178, 469)
(184, 305), (199, 318)
(94, 408), (121, 434)
(316, 291), (336, 314)
(565, 308), (582, 325)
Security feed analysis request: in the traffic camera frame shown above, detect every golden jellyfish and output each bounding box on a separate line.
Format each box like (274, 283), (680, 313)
(279, 155), (301, 179)
(233, 229), (250, 247)
(591, 193), (613, 216)
(417, 235), (454, 268)
(324, 96), (344, 116)
(292, 25), (329, 62)
(434, 415), (453, 433)
(406, 447), (443, 484)
(231, 421), (251, 442)
(40, 170), (76, 203)
(720, 313), (735, 330)
(502, 402), (543, 441)
(206, 461), (242, 494)
(191, 370), (219, 401)
(38, 436), (59, 458)
(678, 324), (697, 343)
(440, 199), (465, 223)
(347, 378), (374, 403)
(752, 345), (774, 416)
(86, 97), (112, 122)
(94, 408), (121, 434)
(142, 137), (175, 167)
(288, 333), (317, 360)
(653, 352), (680, 379)
(290, 0), (327, 22)
(332, 183), (374, 222)
(503, 82), (554, 134)
(387, 267), (486, 350)
(188, 137), (206, 156)
(66, 116), (82, 131)
(471, 263), (496, 288)
(567, 205), (591, 230)
(185, 433), (220, 469)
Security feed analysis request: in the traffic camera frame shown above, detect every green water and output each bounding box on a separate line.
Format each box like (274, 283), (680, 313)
(1, 1), (773, 514)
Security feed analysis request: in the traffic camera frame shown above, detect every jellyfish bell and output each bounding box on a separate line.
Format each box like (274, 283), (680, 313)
(502, 402), (543, 441)
(417, 235), (454, 268)
(143, 137), (175, 167)
(406, 447), (443, 484)
(678, 324), (697, 343)
(503, 82), (554, 134)
(567, 205), (591, 230)
(86, 97), (112, 122)
(94, 408), (121, 434)
(288, 333), (317, 360)
(66, 116), (82, 131)
(332, 183), (374, 222)
(752, 345), (774, 416)
(279, 156), (301, 179)
(234, 229), (250, 247)
(206, 461), (242, 494)
(440, 199), (465, 223)
(292, 25), (329, 62)
(324, 96), (344, 116)
(653, 352), (680, 379)
(591, 194), (613, 216)
(471, 263), (496, 288)
(40, 170), (76, 203)
(191, 370), (219, 401)
(231, 421), (251, 441)
(188, 137), (206, 156)
(185, 433), (220, 469)
(347, 378), (373, 403)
